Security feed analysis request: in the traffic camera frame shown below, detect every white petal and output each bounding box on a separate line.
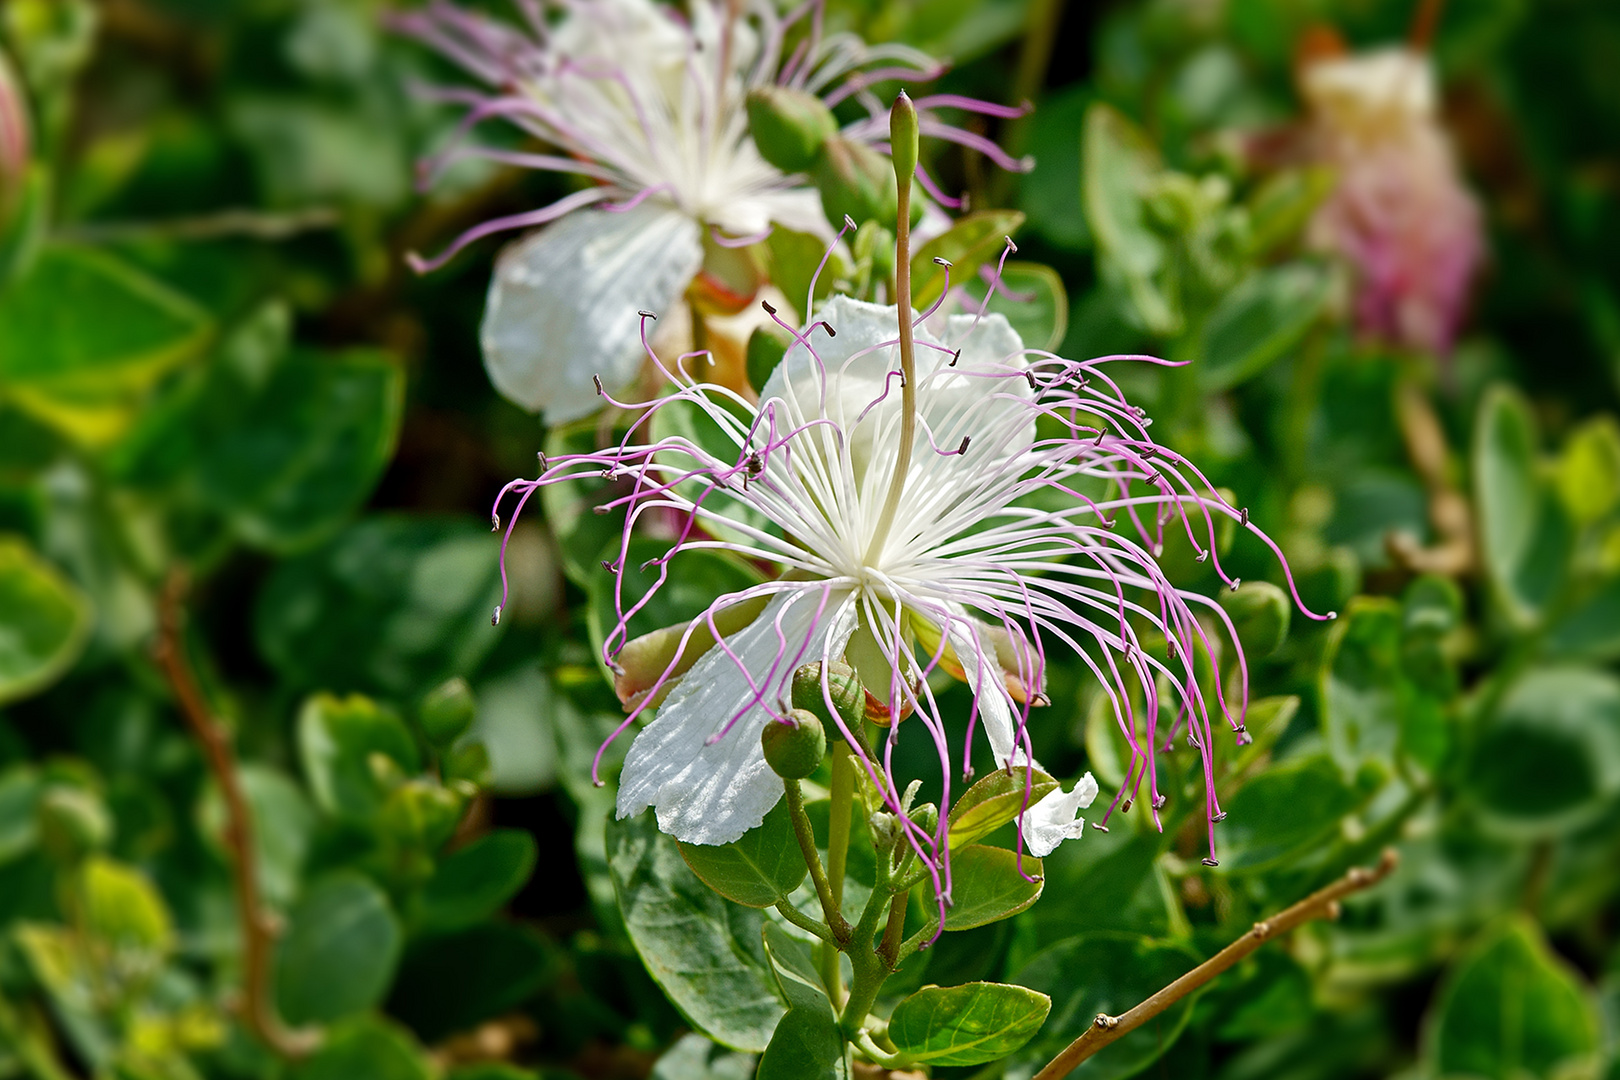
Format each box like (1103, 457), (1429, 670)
(1019, 773), (1099, 858)
(480, 201), (703, 423)
(940, 606), (1021, 770)
(615, 588), (857, 845)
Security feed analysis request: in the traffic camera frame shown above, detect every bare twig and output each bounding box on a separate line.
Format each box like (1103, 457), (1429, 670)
(1032, 849), (1400, 1080)
(1387, 379), (1474, 576)
(153, 571), (320, 1059)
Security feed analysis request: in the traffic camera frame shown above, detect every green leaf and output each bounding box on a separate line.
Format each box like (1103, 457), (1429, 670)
(1218, 755), (1361, 872)
(765, 227), (847, 320)
(77, 855), (173, 956)
(652, 1034), (757, 1080)
(0, 536), (91, 706)
(256, 516), (504, 698)
(887, 981), (1050, 1066)
(0, 244), (210, 445)
(929, 844), (1043, 930)
(1196, 263), (1328, 391)
(911, 210), (1026, 310)
(607, 811), (785, 1052)
(757, 925), (842, 1080)
(1018, 85), (1092, 253)
(1474, 385), (1569, 625)
(947, 767), (1059, 849)
(275, 871), (403, 1026)
(1464, 666), (1620, 832)
(1556, 415), (1620, 525)
(1426, 918), (1599, 1080)
(1013, 933), (1200, 1080)
(387, 923), (556, 1042)
(679, 800), (808, 908)
(296, 693), (420, 821)
(289, 1018), (431, 1080)
(1081, 104), (1175, 336)
(417, 829), (537, 932)
(962, 261), (1070, 352)
(0, 766), (40, 865)
(1547, 578), (1620, 661)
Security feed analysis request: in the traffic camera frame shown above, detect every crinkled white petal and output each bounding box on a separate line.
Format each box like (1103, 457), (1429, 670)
(1019, 773), (1099, 858)
(941, 604), (1021, 770)
(616, 587), (858, 845)
(480, 201), (702, 423)
(761, 295), (1032, 492)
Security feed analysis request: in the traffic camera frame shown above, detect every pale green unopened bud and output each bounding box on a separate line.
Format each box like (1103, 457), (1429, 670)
(889, 91), (919, 189)
(1217, 580), (1291, 659)
(814, 137), (897, 228)
(419, 677), (477, 748)
(761, 709), (826, 779)
(38, 785), (111, 863)
(747, 85), (837, 173)
(792, 661), (864, 732)
(908, 801), (938, 835)
(381, 780), (464, 851)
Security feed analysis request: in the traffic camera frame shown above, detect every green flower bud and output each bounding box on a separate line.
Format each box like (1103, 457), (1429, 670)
(889, 91), (919, 189)
(419, 676), (477, 748)
(1217, 580), (1291, 659)
(761, 708), (826, 779)
(908, 801), (939, 835)
(443, 739), (492, 788)
(792, 661), (864, 731)
(814, 136), (897, 229)
(37, 784), (111, 863)
(381, 779), (464, 851)
(746, 85), (838, 173)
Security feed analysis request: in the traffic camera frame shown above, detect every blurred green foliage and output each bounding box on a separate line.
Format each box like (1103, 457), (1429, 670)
(0, 0), (1617, 1078)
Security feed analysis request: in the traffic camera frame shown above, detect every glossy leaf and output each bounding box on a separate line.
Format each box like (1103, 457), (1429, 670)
(1555, 414), (1620, 525)
(607, 811), (785, 1052)
(1196, 263), (1329, 391)
(757, 924), (841, 1080)
(288, 1018), (431, 1080)
(1473, 385), (1568, 625)
(1465, 665), (1620, 832)
(1426, 919), (1599, 1080)
(887, 981), (1050, 1066)
(679, 800), (807, 908)
(1013, 933), (1200, 1080)
(275, 871), (403, 1025)
(417, 829), (538, 932)
(911, 209), (1025, 310)
(0, 244), (210, 445)
(256, 516), (504, 698)
(962, 260), (1070, 351)
(1081, 104), (1175, 335)
(1217, 754), (1361, 872)
(0, 536), (91, 706)
(296, 693), (419, 822)
(947, 767), (1059, 849)
(928, 844), (1044, 930)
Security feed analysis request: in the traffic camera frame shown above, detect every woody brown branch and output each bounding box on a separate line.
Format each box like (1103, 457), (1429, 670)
(153, 570), (319, 1059)
(1032, 849), (1400, 1080)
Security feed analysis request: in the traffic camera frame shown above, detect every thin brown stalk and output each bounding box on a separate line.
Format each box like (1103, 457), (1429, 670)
(154, 571), (319, 1059)
(1032, 849), (1400, 1080)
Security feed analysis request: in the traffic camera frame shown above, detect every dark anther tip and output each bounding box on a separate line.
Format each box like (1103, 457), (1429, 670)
(761, 300), (777, 315)
(638, 309), (657, 319)
(1202, 857), (1220, 867)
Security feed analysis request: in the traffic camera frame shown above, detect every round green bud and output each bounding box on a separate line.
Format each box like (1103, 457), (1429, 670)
(814, 137), (897, 229)
(889, 90), (919, 188)
(747, 85), (838, 173)
(792, 661), (864, 731)
(761, 709), (826, 779)
(419, 677), (477, 748)
(37, 785), (112, 863)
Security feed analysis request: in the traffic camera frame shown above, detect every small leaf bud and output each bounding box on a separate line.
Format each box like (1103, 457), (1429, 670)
(761, 708), (826, 779)
(889, 91), (919, 188)
(419, 677), (477, 748)
(747, 85), (838, 173)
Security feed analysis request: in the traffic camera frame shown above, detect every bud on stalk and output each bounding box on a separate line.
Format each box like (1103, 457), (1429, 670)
(746, 85), (838, 173)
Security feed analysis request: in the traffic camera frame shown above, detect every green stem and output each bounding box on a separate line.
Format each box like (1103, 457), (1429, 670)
(776, 898), (836, 944)
(785, 779), (850, 943)
(878, 890), (909, 969)
(824, 742), (856, 1001)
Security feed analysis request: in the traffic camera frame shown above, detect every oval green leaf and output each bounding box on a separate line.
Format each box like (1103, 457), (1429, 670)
(888, 981), (1050, 1066)
(679, 800), (807, 908)
(0, 537), (91, 707)
(929, 844), (1043, 930)
(418, 829), (538, 931)
(947, 767), (1059, 849)
(274, 872), (403, 1025)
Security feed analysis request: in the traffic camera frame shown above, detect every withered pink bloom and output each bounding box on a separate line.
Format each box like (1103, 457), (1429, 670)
(393, 0), (1028, 423)
(489, 250), (1333, 897)
(1303, 47), (1484, 355)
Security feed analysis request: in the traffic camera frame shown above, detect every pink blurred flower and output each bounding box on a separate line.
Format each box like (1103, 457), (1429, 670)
(1302, 47), (1484, 355)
